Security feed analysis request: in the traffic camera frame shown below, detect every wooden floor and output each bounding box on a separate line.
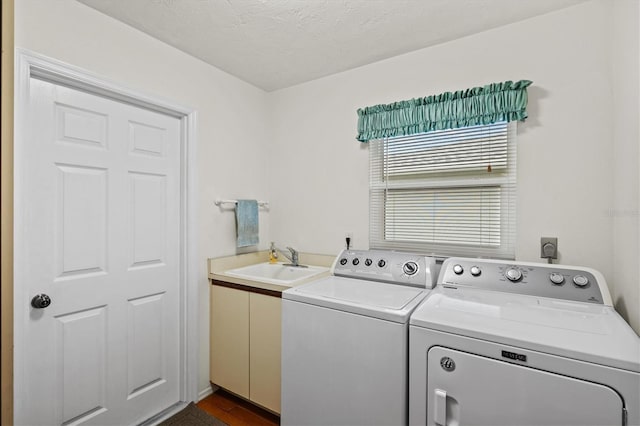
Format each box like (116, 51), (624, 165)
(197, 390), (280, 426)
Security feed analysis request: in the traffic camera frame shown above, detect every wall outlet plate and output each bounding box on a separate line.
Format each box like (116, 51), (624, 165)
(540, 237), (558, 259)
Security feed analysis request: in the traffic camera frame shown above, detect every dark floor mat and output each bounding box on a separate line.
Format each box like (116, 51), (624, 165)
(159, 402), (228, 426)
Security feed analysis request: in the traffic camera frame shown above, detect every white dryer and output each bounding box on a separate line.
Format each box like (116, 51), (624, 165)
(409, 258), (640, 426)
(281, 249), (437, 426)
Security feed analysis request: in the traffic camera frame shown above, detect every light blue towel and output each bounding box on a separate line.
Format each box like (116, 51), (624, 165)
(236, 199), (259, 247)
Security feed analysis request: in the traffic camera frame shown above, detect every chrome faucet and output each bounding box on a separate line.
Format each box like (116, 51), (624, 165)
(278, 246), (306, 268)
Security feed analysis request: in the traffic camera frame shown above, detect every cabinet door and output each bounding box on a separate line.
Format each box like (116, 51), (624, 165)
(210, 285), (250, 398)
(249, 293), (282, 413)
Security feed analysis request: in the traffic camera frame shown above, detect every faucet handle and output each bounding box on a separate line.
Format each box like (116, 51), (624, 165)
(286, 246), (297, 255)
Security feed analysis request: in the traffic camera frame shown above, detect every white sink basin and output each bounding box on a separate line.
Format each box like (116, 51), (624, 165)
(223, 262), (329, 286)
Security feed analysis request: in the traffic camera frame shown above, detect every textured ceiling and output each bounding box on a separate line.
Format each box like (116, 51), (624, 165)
(78, 0), (586, 91)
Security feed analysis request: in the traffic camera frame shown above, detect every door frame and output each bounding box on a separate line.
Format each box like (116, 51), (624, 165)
(13, 49), (199, 415)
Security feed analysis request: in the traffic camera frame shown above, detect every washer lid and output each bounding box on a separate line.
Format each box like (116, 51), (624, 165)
(410, 287), (640, 372)
(283, 276), (428, 323)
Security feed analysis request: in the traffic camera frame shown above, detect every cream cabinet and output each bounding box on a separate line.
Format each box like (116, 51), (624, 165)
(210, 285), (250, 398)
(249, 291), (282, 412)
(210, 283), (282, 413)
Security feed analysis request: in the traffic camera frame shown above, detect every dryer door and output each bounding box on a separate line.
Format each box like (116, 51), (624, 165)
(427, 346), (623, 426)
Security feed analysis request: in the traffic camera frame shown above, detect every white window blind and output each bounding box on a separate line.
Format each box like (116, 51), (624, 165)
(370, 122), (516, 259)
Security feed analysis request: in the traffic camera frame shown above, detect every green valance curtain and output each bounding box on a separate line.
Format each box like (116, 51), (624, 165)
(356, 80), (532, 142)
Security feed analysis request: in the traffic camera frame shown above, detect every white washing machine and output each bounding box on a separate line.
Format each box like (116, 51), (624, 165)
(409, 257), (640, 426)
(281, 249), (437, 426)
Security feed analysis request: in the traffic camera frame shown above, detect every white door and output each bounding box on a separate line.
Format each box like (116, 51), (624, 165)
(16, 77), (182, 425)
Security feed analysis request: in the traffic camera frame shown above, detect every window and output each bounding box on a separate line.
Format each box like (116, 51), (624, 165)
(369, 121), (516, 259)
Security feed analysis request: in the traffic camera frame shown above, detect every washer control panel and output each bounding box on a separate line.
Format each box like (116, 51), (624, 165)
(333, 249), (436, 289)
(440, 258), (608, 305)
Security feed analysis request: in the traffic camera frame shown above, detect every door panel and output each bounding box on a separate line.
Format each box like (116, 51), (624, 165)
(129, 120), (166, 157)
(129, 172), (166, 267)
(55, 164), (108, 279)
(56, 306), (108, 425)
(427, 346), (623, 426)
(127, 293), (166, 399)
(18, 78), (181, 425)
(56, 103), (108, 149)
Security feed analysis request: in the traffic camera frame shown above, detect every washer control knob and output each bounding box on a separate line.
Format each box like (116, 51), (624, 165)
(378, 259), (386, 268)
(470, 266), (481, 276)
(573, 275), (589, 287)
(549, 273), (565, 285)
(403, 261), (419, 276)
(452, 264), (464, 275)
(505, 268), (523, 282)
(364, 258), (373, 266)
(339, 258), (348, 266)
(352, 258), (360, 266)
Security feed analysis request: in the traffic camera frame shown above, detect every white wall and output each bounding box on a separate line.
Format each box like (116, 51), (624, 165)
(269, 1), (640, 332)
(612, 0), (640, 333)
(14, 0), (640, 404)
(15, 0), (271, 396)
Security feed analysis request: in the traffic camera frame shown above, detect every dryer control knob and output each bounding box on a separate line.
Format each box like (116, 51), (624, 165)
(573, 275), (589, 287)
(352, 258), (360, 266)
(470, 266), (481, 276)
(377, 259), (386, 268)
(549, 273), (565, 285)
(505, 268), (523, 282)
(339, 258), (348, 266)
(452, 264), (464, 275)
(364, 258), (373, 266)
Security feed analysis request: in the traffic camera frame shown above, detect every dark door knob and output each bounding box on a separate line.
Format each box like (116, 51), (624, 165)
(31, 294), (51, 309)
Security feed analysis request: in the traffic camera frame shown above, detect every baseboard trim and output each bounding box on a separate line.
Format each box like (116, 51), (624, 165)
(198, 384), (216, 402)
